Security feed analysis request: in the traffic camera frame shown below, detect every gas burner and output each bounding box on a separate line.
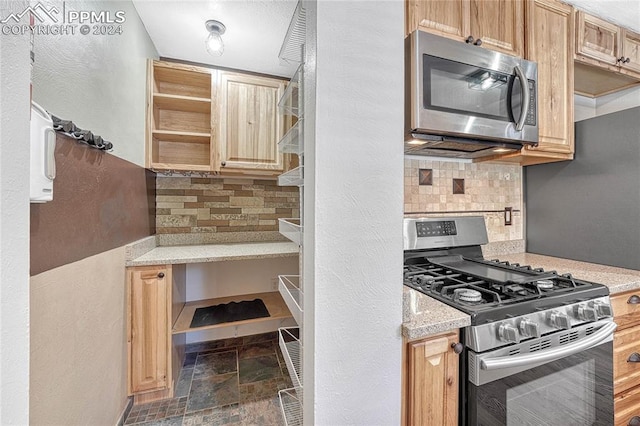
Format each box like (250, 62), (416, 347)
(454, 288), (482, 303)
(535, 279), (554, 290)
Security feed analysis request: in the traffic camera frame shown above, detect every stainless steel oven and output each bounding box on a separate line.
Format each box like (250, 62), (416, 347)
(405, 31), (539, 159)
(464, 320), (615, 426)
(403, 217), (616, 426)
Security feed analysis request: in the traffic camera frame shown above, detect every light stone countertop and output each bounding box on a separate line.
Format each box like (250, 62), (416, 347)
(126, 241), (299, 266)
(402, 287), (471, 340)
(497, 253), (640, 295)
(402, 252), (640, 341)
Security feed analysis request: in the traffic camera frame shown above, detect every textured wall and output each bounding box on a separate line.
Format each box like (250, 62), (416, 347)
(404, 158), (523, 242)
(311, 0), (404, 423)
(0, 1), (31, 421)
(30, 247), (128, 425)
(155, 176), (299, 245)
(31, 0), (158, 166)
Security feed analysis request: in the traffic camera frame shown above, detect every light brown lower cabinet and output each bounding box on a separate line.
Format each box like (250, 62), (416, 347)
(127, 264), (186, 404)
(612, 290), (640, 425)
(403, 330), (460, 426)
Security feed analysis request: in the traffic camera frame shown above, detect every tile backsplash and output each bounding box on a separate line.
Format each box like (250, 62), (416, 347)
(404, 158), (523, 244)
(155, 176), (299, 245)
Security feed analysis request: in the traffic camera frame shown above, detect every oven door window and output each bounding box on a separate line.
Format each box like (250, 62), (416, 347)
(467, 342), (613, 426)
(423, 54), (521, 123)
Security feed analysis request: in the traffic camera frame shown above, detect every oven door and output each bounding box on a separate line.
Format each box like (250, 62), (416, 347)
(464, 320), (616, 426)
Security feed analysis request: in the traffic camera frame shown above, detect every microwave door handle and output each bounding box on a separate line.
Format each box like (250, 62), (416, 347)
(44, 128), (56, 180)
(513, 64), (530, 131)
(480, 321), (617, 371)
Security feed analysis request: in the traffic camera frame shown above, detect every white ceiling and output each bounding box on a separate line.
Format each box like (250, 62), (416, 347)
(132, 0), (298, 78)
(564, 0), (640, 32)
(133, 0), (640, 80)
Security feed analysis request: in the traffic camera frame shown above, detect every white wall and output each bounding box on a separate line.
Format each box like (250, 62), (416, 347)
(574, 86), (640, 122)
(32, 0), (158, 166)
(308, 0), (404, 424)
(0, 0), (31, 422)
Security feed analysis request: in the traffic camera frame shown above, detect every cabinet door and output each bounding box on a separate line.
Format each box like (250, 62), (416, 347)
(128, 266), (171, 394)
(621, 29), (640, 75)
(218, 72), (285, 173)
(406, 0), (470, 40)
(469, 0), (524, 57)
(524, 0), (573, 154)
(576, 11), (620, 65)
(406, 331), (459, 426)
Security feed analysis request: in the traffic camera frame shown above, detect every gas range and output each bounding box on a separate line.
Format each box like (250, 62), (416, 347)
(404, 216), (615, 424)
(404, 217), (615, 426)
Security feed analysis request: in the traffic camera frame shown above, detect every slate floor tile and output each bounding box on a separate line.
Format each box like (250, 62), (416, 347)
(186, 372), (239, 413)
(239, 396), (284, 425)
(182, 404), (240, 426)
(238, 341), (276, 359)
(238, 354), (282, 384)
(194, 350), (237, 379)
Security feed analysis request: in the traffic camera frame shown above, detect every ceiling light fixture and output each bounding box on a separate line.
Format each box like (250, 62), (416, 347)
(205, 19), (226, 57)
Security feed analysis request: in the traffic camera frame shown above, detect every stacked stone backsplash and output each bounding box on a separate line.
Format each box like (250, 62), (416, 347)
(156, 176), (299, 245)
(404, 158), (524, 254)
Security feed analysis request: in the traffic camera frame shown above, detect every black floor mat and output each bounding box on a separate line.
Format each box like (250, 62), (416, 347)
(190, 299), (270, 328)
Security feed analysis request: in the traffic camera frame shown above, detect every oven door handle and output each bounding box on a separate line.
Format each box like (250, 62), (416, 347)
(480, 321), (617, 371)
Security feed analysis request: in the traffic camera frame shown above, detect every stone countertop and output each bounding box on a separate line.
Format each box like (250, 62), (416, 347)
(126, 241), (299, 266)
(497, 253), (640, 295)
(402, 288), (471, 340)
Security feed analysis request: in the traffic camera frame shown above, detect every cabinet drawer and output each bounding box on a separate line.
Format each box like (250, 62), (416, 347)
(612, 291), (640, 329)
(615, 385), (640, 426)
(615, 326), (640, 394)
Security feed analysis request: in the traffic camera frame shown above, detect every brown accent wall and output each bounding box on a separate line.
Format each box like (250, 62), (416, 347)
(30, 134), (155, 275)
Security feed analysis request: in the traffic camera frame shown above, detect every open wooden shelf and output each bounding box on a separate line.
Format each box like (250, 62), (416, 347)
(153, 65), (212, 98)
(150, 131), (212, 170)
(172, 291), (293, 335)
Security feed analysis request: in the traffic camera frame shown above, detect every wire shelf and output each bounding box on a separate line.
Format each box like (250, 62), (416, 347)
(278, 166), (303, 187)
(278, 65), (302, 117)
(279, 387), (303, 426)
(279, 327), (302, 388)
(278, 0), (306, 64)
(278, 119), (304, 155)
(278, 275), (303, 326)
(278, 218), (301, 245)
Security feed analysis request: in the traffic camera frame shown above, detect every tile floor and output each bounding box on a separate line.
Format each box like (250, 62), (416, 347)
(124, 332), (293, 426)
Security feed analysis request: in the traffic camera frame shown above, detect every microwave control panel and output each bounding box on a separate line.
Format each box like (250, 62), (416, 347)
(525, 80), (536, 126)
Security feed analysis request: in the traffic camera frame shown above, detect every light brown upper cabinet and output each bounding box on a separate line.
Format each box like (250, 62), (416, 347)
(146, 60), (289, 176)
(216, 71), (286, 173)
(406, 0), (524, 57)
(574, 11), (640, 97)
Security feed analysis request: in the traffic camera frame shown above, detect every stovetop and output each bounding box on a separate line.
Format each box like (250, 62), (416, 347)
(403, 254), (609, 325)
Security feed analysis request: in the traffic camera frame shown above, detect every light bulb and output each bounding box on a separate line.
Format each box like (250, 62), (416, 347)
(205, 32), (224, 56)
(204, 20), (226, 57)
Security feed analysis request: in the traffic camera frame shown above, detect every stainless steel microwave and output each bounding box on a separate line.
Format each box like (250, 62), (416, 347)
(405, 31), (539, 159)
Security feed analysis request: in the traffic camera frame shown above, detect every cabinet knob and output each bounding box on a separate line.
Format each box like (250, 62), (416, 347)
(157, 272), (165, 279)
(221, 161), (226, 167)
(628, 295), (640, 304)
(465, 35), (475, 44)
(474, 38), (483, 46)
(451, 342), (464, 354)
(629, 416), (640, 426)
(628, 353), (640, 363)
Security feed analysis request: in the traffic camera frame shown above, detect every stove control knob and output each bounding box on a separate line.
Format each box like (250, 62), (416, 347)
(591, 300), (613, 318)
(575, 304), (598, 322)
(498, 323), (520, 343)
(519, 319), (541, 338)
(548, 310), (572, 330)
